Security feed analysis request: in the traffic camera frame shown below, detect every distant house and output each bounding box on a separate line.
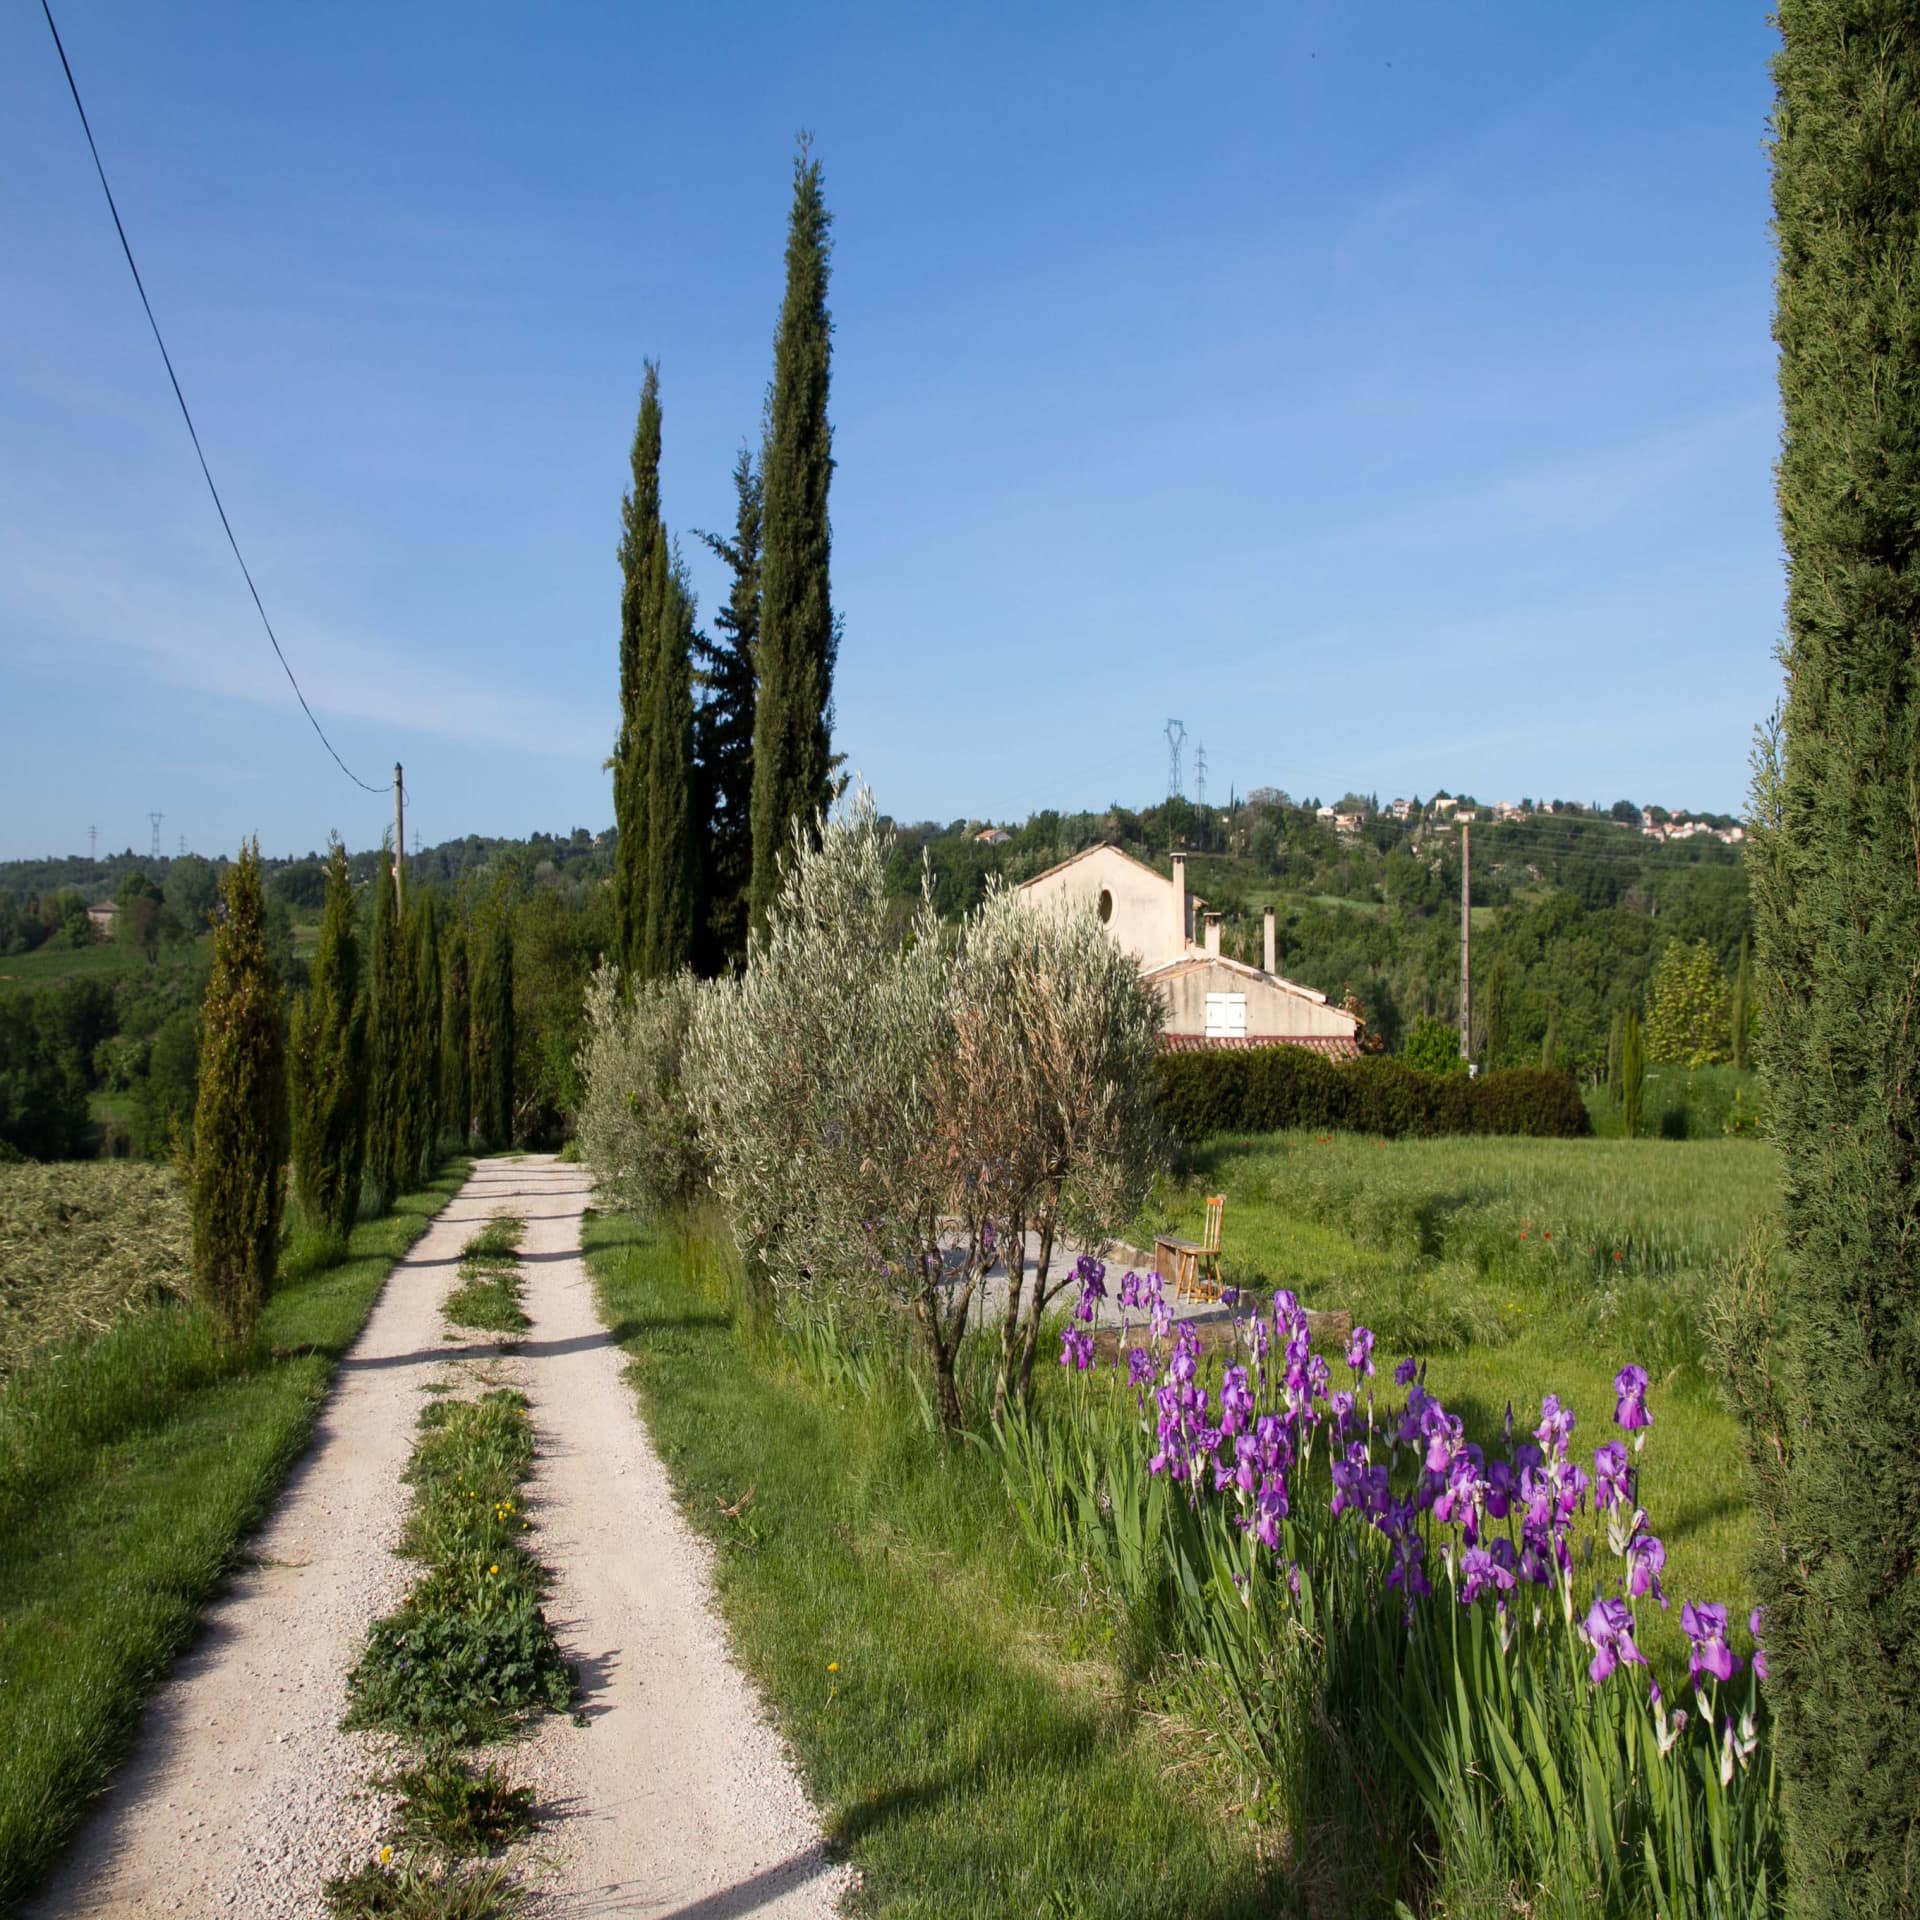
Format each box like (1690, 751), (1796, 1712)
(1314, 804), (1336, 823)
(1389, 798), (1414, 821)
(1492, 800), (1526, 822)
(974, 828), (1010, 846)
(1430, 795), (1459, 814)
(1715, 824), (1746, 844)
(1333, 811), (1365, 834)
(86, 901), (118, 936)
(1455, 810), (1478, 825)
(1014, 844), (1360, 1056)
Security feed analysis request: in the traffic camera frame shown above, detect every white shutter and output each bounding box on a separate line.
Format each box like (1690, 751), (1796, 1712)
(1204, 992), (1246, 1038)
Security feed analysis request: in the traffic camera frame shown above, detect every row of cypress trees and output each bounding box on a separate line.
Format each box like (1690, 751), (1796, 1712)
(613, 139), (836, 980)
(293, 839), (516, 1231)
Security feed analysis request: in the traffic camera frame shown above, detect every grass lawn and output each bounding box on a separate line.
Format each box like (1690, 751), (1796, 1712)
(1149, 1132), (1773, 1654)
(583, 1211), (1278, 1920)
(0, 936), (209, 993)
(0, 1161), (468, 1912)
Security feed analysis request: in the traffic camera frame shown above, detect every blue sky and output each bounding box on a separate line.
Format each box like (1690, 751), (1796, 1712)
(1, 1), (1782, 862)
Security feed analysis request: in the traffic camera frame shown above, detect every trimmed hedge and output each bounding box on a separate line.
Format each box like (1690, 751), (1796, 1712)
(1151, 1049), (1590, 1142)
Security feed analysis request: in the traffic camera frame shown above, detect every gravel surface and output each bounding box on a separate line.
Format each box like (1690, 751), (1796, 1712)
(25, 1157), (847, 1919)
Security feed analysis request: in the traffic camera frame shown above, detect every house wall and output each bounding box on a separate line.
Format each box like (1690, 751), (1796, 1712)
(1156, 961), (1358, 1040)
(1018, 846), (1186, 971)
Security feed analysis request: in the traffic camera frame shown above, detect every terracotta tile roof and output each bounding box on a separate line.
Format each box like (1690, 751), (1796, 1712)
(1158, 1033), (1362, 1059)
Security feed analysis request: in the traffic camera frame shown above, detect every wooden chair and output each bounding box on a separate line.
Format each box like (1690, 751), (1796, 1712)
(1156, 1196), (1226, 1303)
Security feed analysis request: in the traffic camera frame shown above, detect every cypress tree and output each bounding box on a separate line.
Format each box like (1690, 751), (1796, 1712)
(614, 364), (664, 977)
(749, 138), (837, 934)
(693, 446), (762, 972)
(1754, 10), (1920, 1908)
(440, 914), (471, 1150)
(469, 902), (515, 1150)
(1606, 1006), (1625, 1107)
(363, 842), (404, 1214)
(288, 838), (365, 1239)
(645, 541), (697, 975)
(189, 841), (286, 1344)
(399, 889), (442, 1186)
(1619, 1011), (1645, 1140)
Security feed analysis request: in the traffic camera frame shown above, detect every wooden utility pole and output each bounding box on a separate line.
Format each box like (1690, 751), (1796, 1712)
(1459, 820), (1471, 1064)
(393, 763), (405, 914)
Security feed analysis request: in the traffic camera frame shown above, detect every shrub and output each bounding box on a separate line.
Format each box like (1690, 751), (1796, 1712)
(573, 964), (708, 1222)
(1400, 1013), (1466, 1076)
(1150, 1050), (1587, 1142)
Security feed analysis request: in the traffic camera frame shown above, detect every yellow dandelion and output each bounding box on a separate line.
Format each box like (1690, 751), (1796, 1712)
(379, 1845), (393, 1865)
(489, 1564), (499, 1575)
(827, 1661), (839, 1673)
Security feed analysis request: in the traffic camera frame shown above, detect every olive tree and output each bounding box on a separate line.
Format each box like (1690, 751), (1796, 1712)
(687, 792), (980, 1425)
(932, 880), (1164, 1422)
(687, 793), (1165, 1432)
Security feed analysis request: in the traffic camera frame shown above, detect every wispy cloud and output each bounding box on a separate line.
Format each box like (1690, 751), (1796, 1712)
(3, 539), (607, 764)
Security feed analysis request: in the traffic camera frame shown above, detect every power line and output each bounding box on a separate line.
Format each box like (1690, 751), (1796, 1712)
(38, 0), (387, 797)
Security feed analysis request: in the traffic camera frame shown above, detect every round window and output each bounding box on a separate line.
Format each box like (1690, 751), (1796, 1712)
(1097, 888), (1114, 924)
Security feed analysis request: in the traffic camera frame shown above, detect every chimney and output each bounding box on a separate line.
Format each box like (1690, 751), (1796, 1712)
(1263, 906), (1276, 976)
(1171, 853), (1187, 950)
(1205, 913), (1222, 959)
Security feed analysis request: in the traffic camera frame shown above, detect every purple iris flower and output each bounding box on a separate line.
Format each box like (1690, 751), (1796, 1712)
(1059, 1327), (1095, 1371)
(1535, 1395), (1576, 1453)
(1305, 1353), (1332, 1401)
(1681, 1601), (1738, 1685)
(1593, 1441), (1631, 1514)
(1117, 1271), (1143, 1311)
(1583, 1595), (1647, 1682)
(1386, 1522), (1429, 1609)
(1750, 1606), (1770, 1682)
(1253, 1479), (1287, 1551)
(1346, 1326), (1376, 1377)
(1126, 1347), (1155, 1390)
(1330, 1442), (1374, 1519)
(1459, 1543), (1516, 1607)
(1394, 1356), (1419, 1388)
(1614, 1363), (1652, 1432)
(1626, 1529), (1667, 1607)
(1485, 1457), (1517, 1520)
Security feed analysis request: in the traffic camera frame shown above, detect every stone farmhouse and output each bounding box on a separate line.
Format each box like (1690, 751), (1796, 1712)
(1015, 844), (1361, 1056)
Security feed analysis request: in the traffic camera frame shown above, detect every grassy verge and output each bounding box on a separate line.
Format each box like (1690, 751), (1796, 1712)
(0, 1161), (469, 1913)
(342, 1388), (570, 1745)
(582, 1209), (1278, 1920)
(441, 1218), (529, 1337)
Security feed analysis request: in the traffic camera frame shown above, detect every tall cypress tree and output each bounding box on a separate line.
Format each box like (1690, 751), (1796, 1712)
(288, 838), (365, 1239)
(440, 914), (471, 1150)
(645, 541), (697, 975)
(1755, 10), (1920, 1910)
(400, 888), (442, 1186)
(614, 364), (664, 977)
(469, 902), (515, 1151)
(363, 842), (404, 1214)
(189, 841), (286, 1344)
(749, 138), (837, 934)
(694, 447), (762, 972)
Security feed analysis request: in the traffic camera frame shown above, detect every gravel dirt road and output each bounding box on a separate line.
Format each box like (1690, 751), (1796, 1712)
(25, 1156), (844, 1920)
